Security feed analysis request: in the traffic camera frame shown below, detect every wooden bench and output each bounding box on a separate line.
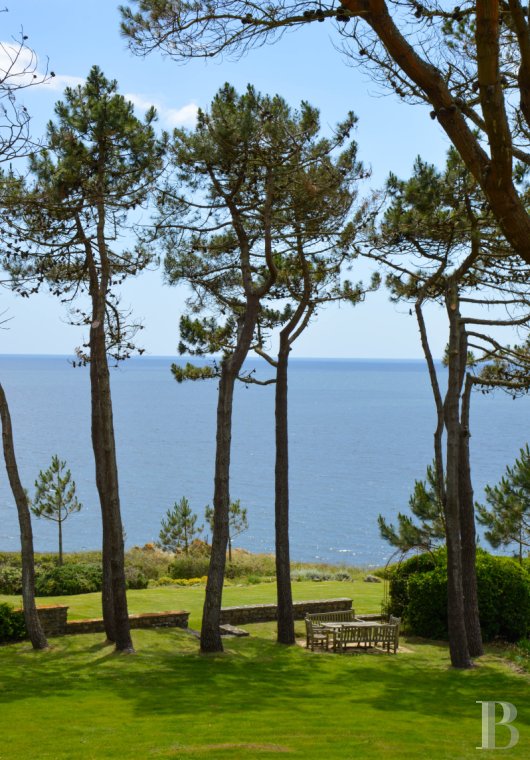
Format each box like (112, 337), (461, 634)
(306, 609), (356, 624)
(335, 623), (374, 651)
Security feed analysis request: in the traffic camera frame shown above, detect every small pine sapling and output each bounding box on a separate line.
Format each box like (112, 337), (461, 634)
(31, 455), (82, 566)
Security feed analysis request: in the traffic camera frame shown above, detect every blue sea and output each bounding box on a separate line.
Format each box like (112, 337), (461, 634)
(0, 355), (528, 567)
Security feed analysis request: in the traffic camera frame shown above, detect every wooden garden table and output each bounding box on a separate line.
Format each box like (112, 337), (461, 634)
(321, 620), (387, 652)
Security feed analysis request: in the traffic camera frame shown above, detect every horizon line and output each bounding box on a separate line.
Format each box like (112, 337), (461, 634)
(0, 352), (437, 362)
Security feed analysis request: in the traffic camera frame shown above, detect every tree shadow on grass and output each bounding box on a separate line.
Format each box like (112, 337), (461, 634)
(0, 628), (528, 736)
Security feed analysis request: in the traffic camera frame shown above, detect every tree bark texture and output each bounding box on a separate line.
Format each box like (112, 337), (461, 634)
(275, 338), (295, 645)
(459, 373), (483, 658)
(200, 299), (260, 653)
(443, 289), (472, 668)
(89, 313), (133, 652)
(89, 336), (116, 642)
(0, 382), (48, 650)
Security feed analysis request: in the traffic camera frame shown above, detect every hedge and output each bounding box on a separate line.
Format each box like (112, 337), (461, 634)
(388, 549), (530, 642)
(0, 603), (26, 643)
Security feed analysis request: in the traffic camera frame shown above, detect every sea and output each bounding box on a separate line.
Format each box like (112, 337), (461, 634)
(0, 355), (528, 567)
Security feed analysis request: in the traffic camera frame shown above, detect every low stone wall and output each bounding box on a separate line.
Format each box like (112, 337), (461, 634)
(66, 610), (190, 635)
(33, 605), (69, 636)
(29, 599), (353, 636)
(219, 598), (353, 625)
(66, 618), (106, 635)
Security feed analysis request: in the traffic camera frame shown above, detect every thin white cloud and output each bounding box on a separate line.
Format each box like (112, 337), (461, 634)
(125, 92), (156, 112)
(0, 41), (197, 128)
(125, 92), (198, 128)
(164, 103), (199, 127)
(0, 40), (83, 92)
(0, 41), (41, 88)
(45, 74), (85, 91)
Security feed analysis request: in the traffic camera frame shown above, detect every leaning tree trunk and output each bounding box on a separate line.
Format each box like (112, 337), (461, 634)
(459, 372), (483, 658)
(275, 338), (295, 645)
(90, 315), (133, 653)
(200, 365), (236, 653)
(200, 301), (260, 653)
(89, 344), (116, 642)
(0, 382), (48, 650)
(444, 289), (471, 668)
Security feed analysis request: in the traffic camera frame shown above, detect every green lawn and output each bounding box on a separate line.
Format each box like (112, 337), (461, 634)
(0, 579), (377, 629)
(1, 581), (529, 759)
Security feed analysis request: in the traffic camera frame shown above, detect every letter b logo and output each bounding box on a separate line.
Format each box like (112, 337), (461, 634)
(477, 701), (519, 750)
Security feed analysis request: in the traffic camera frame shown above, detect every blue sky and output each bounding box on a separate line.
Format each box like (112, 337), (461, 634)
(1, 1), (455, 358)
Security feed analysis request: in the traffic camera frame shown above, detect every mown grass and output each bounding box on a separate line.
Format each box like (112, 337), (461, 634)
(0, 579), (377, 630)
(1, 582), (529, 758)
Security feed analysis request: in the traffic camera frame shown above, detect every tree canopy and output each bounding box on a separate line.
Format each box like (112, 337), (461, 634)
(120, 1), (530, 266)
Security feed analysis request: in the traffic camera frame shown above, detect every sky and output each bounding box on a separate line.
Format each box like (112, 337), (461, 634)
(0, 1), (459, 359)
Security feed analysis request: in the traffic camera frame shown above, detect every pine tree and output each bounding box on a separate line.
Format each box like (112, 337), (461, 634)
(160, 84), (372, 650)
(477, 445), (530, 564)
(378, 464), (446, 554)
(158, 497), (203, 554)
(205, 499), (248, 562)
(2, 66), (165, 652)
(31, 455), (82, 566)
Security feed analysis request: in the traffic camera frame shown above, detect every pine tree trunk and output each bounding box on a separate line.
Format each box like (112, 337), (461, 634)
(90, 344), (116, 642)
(58, 514), (63, 567)
(444, 289), (471, 668)
(90, 316), (133, 653)
(459, 373), (483, 657)
(275, 340), (295, 645)
(200, 300), (260, 653)
(200, 366), (234, 653)
(101, 522), (116, 642)
(0, 382), (48, 650)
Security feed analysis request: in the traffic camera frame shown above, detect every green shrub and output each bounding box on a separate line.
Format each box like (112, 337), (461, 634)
(224, 552), (276, 579)
(35, 563), (102, 596)
(0, 603), (26, 643)
(125, 546), (173, 580)
(148, 575), (175, 587)
(334, 571), (353, 582)
(476, 554), (530, 641)
(168, 551), (279, 580)
(246, 574), (264, 585)
(0, 552), (22, 568)
(124, 566), (149, 590)
(168, 556), (211, 580)
(406, 568), (448, 639)
(388, 550), (445, 618)
(390, 550), (530, 642)
(0, 566), (23, 595)
(291, 568), (333, 582)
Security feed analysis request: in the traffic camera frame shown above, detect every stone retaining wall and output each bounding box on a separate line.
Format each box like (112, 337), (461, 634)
(33, 605), (69, 636)
(66, 610), (190, 635)
(30, 599), (353, 637)
(219, 598), (353, 625)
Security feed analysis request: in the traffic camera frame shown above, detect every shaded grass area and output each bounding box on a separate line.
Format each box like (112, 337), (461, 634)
(1, 582), (529, 758)
(0, 626), (529, 759)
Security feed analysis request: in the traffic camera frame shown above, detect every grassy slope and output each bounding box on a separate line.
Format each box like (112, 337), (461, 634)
(1, 582), (529, 759)
(0, 579), (376, 629)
